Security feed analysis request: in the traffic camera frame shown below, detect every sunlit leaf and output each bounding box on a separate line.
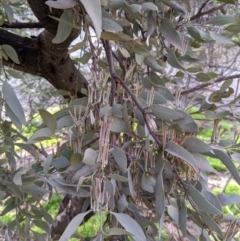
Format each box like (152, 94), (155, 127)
(45, 0), (78, 9)
(81, 0), (102, 38)
(3, 82), (25, 129)
(39, 109), (57, 133)
(52, 9), (73, 44)
(2, 45), (19, 64)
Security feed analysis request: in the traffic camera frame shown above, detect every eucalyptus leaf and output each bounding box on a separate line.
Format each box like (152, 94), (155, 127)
(111, 147), (127, 172)
(165, 141), (197, 169)
(111, 212), (146, 241)
(81, 0), (102, 38)
(3, 82), (26, 129)
(213, 148), (240, 185)
(52, 9), (73, 44)
(188, 185), (222, 215)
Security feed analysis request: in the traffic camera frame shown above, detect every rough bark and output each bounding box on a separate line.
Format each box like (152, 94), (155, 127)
(1, 0), (88, 98)
(1, 0), (91, 237)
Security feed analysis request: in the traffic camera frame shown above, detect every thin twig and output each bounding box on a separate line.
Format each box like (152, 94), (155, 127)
(102, 40), (116, 107)
(11, 128), (48, 157)
(103, 40), (161, 146)
(181, 73), (240, 95)
(190, 3), (227, 21)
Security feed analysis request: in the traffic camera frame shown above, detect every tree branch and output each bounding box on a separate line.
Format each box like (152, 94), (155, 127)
(190, 3), (227, 21)
(0, 29), (88, 97)
(103, 40), (161, 146)
(2, 21), (43, 29)
(181, 74), (240, 95)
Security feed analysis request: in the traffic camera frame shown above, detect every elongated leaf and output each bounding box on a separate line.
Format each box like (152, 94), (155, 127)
(179, 201), (187, 236)
(81, 0), (102, 38)
(167, 49), (185, 70)
(165, 141), (196, 169)
(112, 147), (127, 172)
(155, 162), (164, 221)
(45, 0), (78, 9)
(3, 82), (25, 129)
(142, 2), (158, 11)
(68, 41), (86, 54)
(52, 9), (73, 44)
(150, 105), (184, 121)
(174, 109), (198, 133)
(141, 173), (154, 193)
(102, 17), (122, 32)
(4, 4), (13, 23)
(111, 212), (146, 241)
(188, 185), (222, 215)
(217, 194), (240, 206)
(209, 31), (233, 45)
(2, 44), (20, 64)
(160, 19), (182, 49)
(33, 220), (50, 235)
(108, 173), (128, 182)
(201, 212), (222, 237)
(204, 110), (230, 119)
(6, 69), (23, 79)
(22, 184), (49, 197)
(108, 228), (132, 236)
(192, 153), (220, 175)
(44, 154), (53, 174)
(214, 149), (240, 185)
(202, 191), (222, 211)
(39, 109), (57, 133)
(210, 15), (236, 25)
(59, 210), (92, 241)
(27, 128), (52, 144)
(183, 137), (211, 154)
(144, 56), (162, 72)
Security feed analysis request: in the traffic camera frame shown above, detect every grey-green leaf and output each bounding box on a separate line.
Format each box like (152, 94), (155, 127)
(165, 141), (196, 169)
(167, 49), (185, 70)
(81, 0), (102, 38)
(2, 44), (20, 64)
(150, 105), (184, 121)
(111, 212), (146, 241)
(22, 184), (49, 197)
(52, 9), (73, 44)
(111, 147), (127, 172)
(102, 17), (123, 32)
(27, 128), (52, 144)
(83, 148), (98, 165)
(141, 173), (154, 193)
(59, 210), (94, 241)
(160, 19), (182, 49)
(3, 82), (26, 129)
(155, 163), (165, 221)
(52, 156), (70, 169)
(39, 109), (57, 133)
(45, 0), (78, 9)
(213, 148), (240, 185)
(201, 212), (223, 237)
(183, 137), (211, 154)
(188, 185), (222, 215)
